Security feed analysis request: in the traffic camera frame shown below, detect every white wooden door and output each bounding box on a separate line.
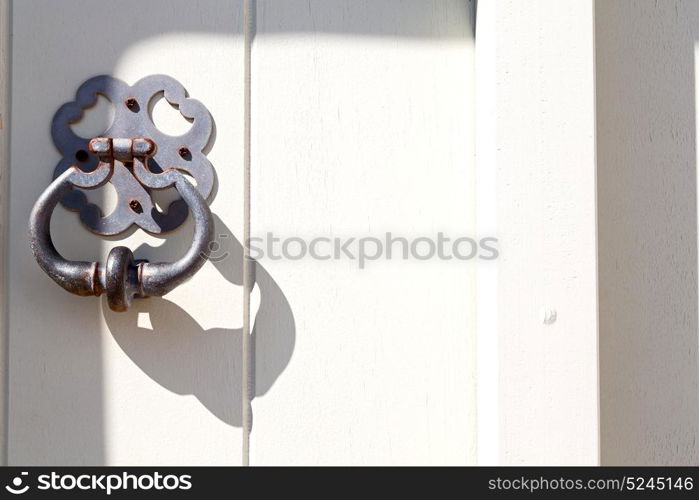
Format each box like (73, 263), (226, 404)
(4, 0), (475, 465)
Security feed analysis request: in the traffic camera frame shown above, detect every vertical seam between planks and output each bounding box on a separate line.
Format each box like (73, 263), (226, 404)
(242, 0), (254, 467)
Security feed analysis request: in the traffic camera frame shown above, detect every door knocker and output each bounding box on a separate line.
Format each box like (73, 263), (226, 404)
(28, 75), (215, 311)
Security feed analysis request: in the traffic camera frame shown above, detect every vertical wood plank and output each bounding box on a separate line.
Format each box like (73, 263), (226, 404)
(0, 0), (10, 466)
(496, 0), (599, 464)
(9, 0), (245, 465)
(250, 0), (476, 465)
(596, 0), (699, 465)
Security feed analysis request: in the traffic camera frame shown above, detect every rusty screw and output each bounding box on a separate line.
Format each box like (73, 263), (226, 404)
(128, 199), (143, 214)
(178, 146), (190, 159)
(125, 97), (138, 110)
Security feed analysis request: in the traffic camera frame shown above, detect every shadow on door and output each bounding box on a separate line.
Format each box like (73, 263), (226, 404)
(596, 0), (699, 465)
(8, 0), (472, 464)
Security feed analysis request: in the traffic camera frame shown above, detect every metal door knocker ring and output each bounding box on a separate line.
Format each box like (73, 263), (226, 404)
(28, 75), (216, 312)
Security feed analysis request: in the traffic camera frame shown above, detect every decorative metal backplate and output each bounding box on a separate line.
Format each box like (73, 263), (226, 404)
(51, 75), (214, 235)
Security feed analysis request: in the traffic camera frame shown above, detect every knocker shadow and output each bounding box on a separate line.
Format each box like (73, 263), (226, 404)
(102, 214), (295, 426)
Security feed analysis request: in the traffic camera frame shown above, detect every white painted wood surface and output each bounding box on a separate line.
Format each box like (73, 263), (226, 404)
(15, 0), (694, 467)
(0, 0), (10, 466)
(249, 0), (476, 465)
(6, 0), (476, 465)
(475, 0), (499, 466)
(494, 0), (599, 464)
(596, 0), (699, 465)
(9, 0), (245, 465)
